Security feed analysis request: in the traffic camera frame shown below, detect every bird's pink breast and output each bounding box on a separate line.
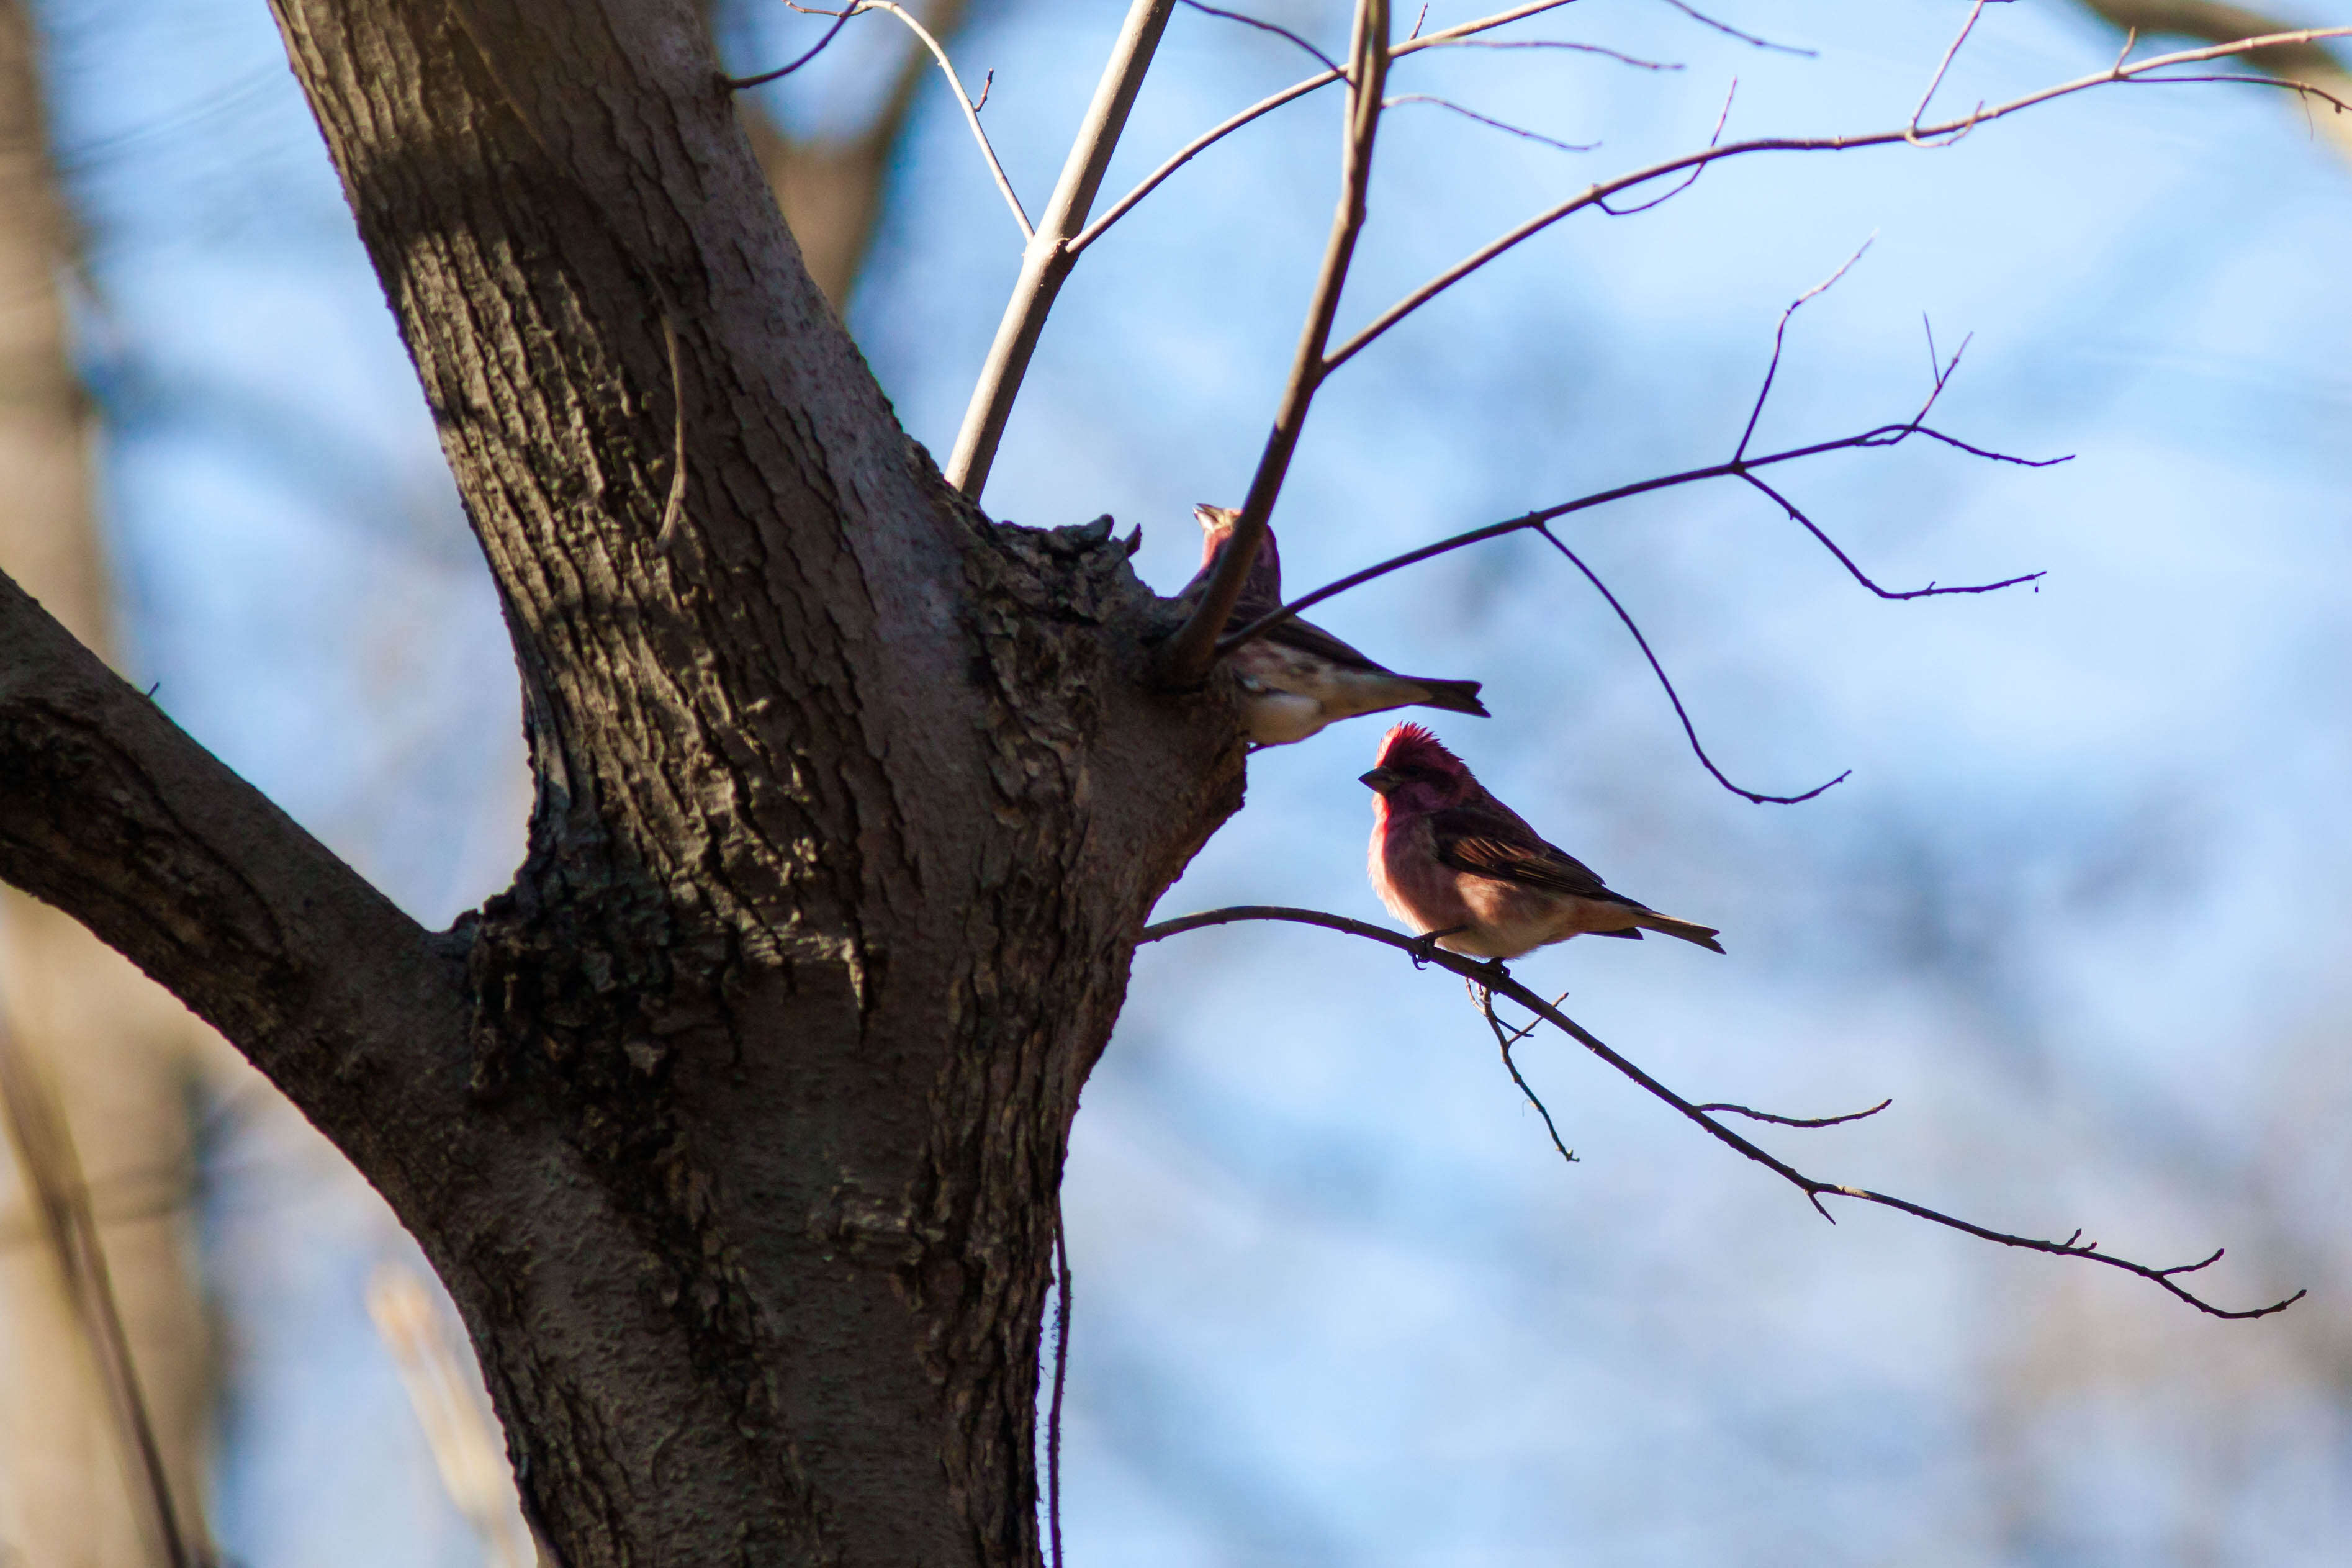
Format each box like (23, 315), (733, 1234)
(1369, 803), (1474, 935)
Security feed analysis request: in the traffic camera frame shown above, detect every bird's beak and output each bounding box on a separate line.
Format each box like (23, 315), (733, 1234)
(1359, 767), (1398, 793)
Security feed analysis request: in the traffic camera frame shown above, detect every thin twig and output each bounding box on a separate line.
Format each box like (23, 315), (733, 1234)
(1136, 907), (2305, 1321)
(1656, 0), (1815, 56)
(1697, 1097), (1892, 1128)
(1179, 0), (1345, 75)
(786, 2), (1033, 240)
(1736, 237), (1873, 459)
(1153, 0), (1392, 687)
(1443, 38), (1682, 70)
(1477, 986), (1579, 1163)
(1386, 92), (1596, 151)
(1322, 27), (2352, 371)
(721, 4), (858, 88)
(1537, 525), (1849, 804)
(1048, 1211), (1071, 1568)
(945, 0), (1176, 494)
(1072, 0), (1582, 257)
(1595, 78), (1734, 214)
(1220, 315), (2057, 665)
(1908, 0), (1997, 144)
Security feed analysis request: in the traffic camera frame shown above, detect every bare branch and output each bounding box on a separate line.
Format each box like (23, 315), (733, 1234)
(1656, 0), (1816, 57)
(1441, 38), (1682, 70)
(1908, 0), (2000, 145)
(781, 2), (1033, 240)
(1697, 1097), (1893, 1129)
(1386, 92), (1597, 151)
(1323, 27), (2352, 372)
(1073, 0), (1584, 258)
(945, 0), (1174, 495)
(1178, 0), (1343, 76)
(1138, 906), (2307, 1320)
(1222, 307), (2058, 673)
(1477, 986), (1579, 1163)
(721, 3), (858, 88)
(1536, 526), (1849, 804)
(1153, 0), (1393, 687)
(1736, 235), (1872, 459)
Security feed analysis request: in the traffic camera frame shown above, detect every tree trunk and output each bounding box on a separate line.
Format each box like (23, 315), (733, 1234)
(3, 0), (1243, 1562)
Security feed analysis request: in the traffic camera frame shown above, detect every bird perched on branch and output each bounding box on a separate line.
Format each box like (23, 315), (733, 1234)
(1178, 504), (1487, 747)
(1363, 722), (1724, 959)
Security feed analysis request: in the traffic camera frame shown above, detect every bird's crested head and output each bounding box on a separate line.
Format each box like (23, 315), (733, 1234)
(1360, 722), (1475, 810)
(1192, 502), (1281, 582)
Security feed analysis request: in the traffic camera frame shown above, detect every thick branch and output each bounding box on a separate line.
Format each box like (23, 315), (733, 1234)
(945, 0), (1175, 497)
(1139, 906), (2304, 1320)
(0, 565), (469, 1156)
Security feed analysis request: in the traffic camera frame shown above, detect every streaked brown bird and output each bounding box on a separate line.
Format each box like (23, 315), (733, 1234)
(1179, 504), (1487, 747)
(1363, 722), (1724, 958)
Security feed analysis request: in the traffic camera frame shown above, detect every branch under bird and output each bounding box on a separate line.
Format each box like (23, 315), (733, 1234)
(1178, 504), (1487, 746)
(1363, 722), (1724, 958)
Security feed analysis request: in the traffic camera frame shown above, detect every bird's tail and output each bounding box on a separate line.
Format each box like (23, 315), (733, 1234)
(1631, 911), (1724, 954)
(1408, 678), (1489, 718)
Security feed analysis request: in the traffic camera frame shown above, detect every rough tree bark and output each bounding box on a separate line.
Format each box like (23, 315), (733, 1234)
(1, 0), (1243, 1562)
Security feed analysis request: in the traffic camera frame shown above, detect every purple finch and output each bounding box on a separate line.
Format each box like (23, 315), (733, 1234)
(1363, 723), (1724, 959)
(1179, 504), (1487, 747)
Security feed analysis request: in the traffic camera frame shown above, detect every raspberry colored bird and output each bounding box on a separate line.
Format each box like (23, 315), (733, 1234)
(1363, 723), (1724, 959)
(1179, 505), (1487, 747)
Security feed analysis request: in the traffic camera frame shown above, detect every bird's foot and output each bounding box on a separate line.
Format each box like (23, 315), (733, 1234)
(1408, 926), (1469, 968)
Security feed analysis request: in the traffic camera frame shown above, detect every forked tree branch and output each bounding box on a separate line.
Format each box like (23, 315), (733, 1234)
(1323, 27), (2352, 372)
(944, 0), (1175, 496)
(0, 565), (468, 1136)
(1153, 0), (1392, 687)
(2078, 0), (2352, 161)
(1212, 276), (2052, 801)
(737, 2), (1033, 240)
(1071, 0), (1585, 258)
(1138, 906), (2306, 1320)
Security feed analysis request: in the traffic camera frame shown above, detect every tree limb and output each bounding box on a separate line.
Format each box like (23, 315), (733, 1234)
(1323, 27), (2352, 372)
(1138, 906), (2305, 1320)
(945, 0), (1176, 497)
(0, 565), (469, 1146)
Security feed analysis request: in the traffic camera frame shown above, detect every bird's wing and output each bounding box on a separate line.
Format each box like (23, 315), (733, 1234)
(1258, 613), (1386, 672)
(1429, 804), (1642, 907)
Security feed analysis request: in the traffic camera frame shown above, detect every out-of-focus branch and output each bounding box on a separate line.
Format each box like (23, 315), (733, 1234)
(0, 7), (220, 1564)
(368, 1264), (542, 1568)
(1138, 906), (2307, 1320)
(729, 0), (970, 307)
(1153, 0), (1391, 687)
(2078, 0), (2352, 161)
(0, 1021), (196, 1568)
(944, 0), (1176, 497)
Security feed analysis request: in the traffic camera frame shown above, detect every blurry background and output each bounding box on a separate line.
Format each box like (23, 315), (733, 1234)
(1, 0), (2348, 1564)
